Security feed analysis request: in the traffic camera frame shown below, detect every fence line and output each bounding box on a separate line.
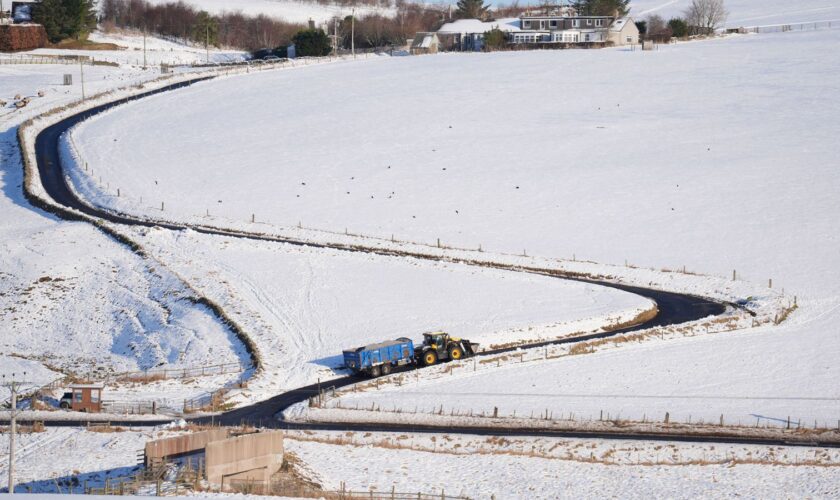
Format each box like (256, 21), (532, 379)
(738, 19), (840, 34)
(229, 479), (471, 500)
(107, 361), (247, 383)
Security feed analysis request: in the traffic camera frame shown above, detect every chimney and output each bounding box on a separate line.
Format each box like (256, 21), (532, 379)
(308, 18), (315, 30)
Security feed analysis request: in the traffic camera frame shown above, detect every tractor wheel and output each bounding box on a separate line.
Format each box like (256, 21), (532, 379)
(381, 363), (392, 376)
(370, 365), (382, 378)
(423, 351), (438, 366)
(448, 345), (463, 360)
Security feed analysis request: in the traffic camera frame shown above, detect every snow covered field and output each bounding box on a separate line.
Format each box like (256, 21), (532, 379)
(3, 427), (839, 497)
(285, 432), (840, 499)
(68, 30), (840, 423)
(0, 427), (150, 493)
(142, 0), (394, 25)
(1, 60), (253, 407)
(631, 0), (840, 26)
(129, 228), (651, 400)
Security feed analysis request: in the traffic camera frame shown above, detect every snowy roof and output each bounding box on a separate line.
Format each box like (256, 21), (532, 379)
(610, 17), (634, 32)
(70, 384), (104, 389)
(438, 17), (522, 34)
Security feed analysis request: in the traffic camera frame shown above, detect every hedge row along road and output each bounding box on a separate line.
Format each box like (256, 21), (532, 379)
(25, 75), (824, 450)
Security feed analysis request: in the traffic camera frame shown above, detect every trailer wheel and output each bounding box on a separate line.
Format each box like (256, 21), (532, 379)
(59, 402), (70, 410)
(381, 363), (392, 376)
(448, 345), (463, 360)
(423, 351), (438, 366)
(370, 365), (382, 377)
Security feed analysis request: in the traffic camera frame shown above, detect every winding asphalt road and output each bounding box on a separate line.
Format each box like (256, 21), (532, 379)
(23, 76), (822, 449)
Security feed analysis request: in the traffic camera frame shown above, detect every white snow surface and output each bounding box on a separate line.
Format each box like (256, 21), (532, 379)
(631, 0), (840, 26)
(130, 228), (650, 401)
(285, 434), (840, 499)
(141, 0), (395, 25)
(1, 62), (252, 406)
(438, 17), (521, 33)
(67, 31), (840, 420)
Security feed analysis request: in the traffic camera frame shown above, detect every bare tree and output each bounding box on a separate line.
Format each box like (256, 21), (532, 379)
(684, 0), (728, 34)
(646, 14), (666, 35)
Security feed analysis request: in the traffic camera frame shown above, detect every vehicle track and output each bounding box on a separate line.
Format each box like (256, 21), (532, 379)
(21, 75), (819, 450)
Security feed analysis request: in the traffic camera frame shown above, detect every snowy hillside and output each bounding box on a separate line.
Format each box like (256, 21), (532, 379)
(0, 64), (247, 384)
(129, 228), (651, 397)
(142, 0), (395, 24)
(631, 0), (840, 26)
(69, 29), (840, 421)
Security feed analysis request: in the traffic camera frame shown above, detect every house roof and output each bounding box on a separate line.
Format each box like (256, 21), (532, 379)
(610, 17), (635, 32)
(438, 17), (522, 34)
(411, 32), (438, 48)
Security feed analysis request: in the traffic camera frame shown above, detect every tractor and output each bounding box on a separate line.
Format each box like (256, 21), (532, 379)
(416, 331), (478, 366)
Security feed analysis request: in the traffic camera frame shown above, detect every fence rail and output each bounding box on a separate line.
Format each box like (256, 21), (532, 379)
(108, 361), (246, 383)
(229, 479), (470, 499)
(738, 20), (840, 34)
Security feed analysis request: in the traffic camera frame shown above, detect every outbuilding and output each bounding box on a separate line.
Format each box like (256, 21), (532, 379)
(608, 17), (640, 46)
(66, 384), (104, 413)
(410, 32), (439, 55)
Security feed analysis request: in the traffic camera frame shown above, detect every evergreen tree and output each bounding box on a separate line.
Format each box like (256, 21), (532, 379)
(292, 29), (332, 57)
(64, 0), (98, 39)
(574, 0), (630, 17)
(668, 17), (689, 37)
(33, 0), (67, 43)
(33, 0), (97, 43)
(455, 0), (489, 20)
(192, 11), (219, 47)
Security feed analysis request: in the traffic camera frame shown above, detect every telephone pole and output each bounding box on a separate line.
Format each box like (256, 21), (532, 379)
(351, 8), (355, 58)
(3, 373), (31, 495)
(142, 25), (147, 69)
(79, 60), (85, 100)
(205, 24), (210, 63)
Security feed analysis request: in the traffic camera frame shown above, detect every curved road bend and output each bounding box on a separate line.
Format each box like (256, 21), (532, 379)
(29, 77), (794, 447)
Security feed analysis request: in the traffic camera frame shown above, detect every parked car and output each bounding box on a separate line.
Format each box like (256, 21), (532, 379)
(59, 392), (72, 409)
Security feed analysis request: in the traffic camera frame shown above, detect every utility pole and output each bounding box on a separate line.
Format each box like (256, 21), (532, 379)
(205, 24), (209, 64)
(3, 373), (31, 495)
(351, 8), (355, 58)
(79, 60), (85, 100)
(333, 16), (339, 56)
(142, 25), (147, 69)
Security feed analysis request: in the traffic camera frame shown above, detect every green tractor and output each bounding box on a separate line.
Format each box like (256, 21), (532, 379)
(416, 331), (478, 366)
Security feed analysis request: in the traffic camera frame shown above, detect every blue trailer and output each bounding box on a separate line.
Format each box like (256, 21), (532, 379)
(343, 337), (415, 377)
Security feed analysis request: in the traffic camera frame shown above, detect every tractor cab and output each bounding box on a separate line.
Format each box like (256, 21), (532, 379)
(422, 332), (450, 354)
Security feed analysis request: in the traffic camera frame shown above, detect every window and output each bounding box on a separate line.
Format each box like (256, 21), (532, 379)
(540, 20), (546, 30)
(626, 36), (632, 43)
(74, 390), (83, 403)
(91, 390), (100, 403)
(550, 20), (557, 28)
(587, 19), (592, 26)
(595, 19), (603, 27)
(523, 20), (531, 29)
(573, 19), (579, 27)
(585, 33), (591, 42)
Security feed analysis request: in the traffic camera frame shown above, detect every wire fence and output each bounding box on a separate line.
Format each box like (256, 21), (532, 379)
(738, 19), (840, 34)
(228, 479), (471, 500)
(0, 54), (94, 65)
(107, 361), (247, 383)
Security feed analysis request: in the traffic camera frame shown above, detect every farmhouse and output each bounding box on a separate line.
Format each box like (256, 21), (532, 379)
(511, 12), (638, 45)
(417, 8), (638, 52)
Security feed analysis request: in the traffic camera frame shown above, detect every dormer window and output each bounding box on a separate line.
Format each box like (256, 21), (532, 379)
(523, 20), (532, 29)
(573, 19), (579, 27)
(595, 19), (603, 27)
